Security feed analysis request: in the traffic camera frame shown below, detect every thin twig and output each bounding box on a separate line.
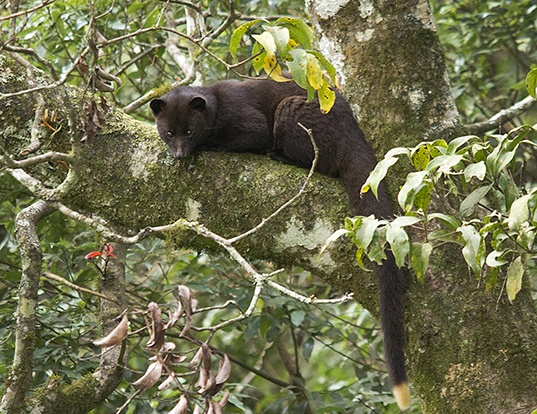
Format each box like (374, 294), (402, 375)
(115, 389), (142, 414)
(0, 0), (55, 22)
(0, 151), (73, 169)
(42, 272), (120, 303)
(228, 123), (319, 244)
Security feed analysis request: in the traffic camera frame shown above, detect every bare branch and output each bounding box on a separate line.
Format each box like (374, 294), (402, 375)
(1, 45), (59, 79)
(42, 271), (120, 304)
(0, 0), (55, 22)
(465, 95), (536, 135)
(0, 151), (73, 169)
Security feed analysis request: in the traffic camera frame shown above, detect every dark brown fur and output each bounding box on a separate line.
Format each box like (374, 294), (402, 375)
(150, 78), (407, 392)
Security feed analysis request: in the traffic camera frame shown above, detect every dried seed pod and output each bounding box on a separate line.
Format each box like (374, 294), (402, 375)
(219, 390), (230, 407)
(93, 314), (128, 347)
(215, 354), (231, 385)
(158, 373), (176, 391)
(132, 360), (163, 390)
(167, 395), (188, 414)
(146, 302), (165, 349)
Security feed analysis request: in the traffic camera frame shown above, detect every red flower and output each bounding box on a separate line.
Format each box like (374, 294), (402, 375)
(102, 243), (115, 258)
(84, 244), (115, 260)
(84, 251), (102, 260)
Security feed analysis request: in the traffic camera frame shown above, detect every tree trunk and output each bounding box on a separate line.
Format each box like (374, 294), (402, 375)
(307, 0), (537, 412)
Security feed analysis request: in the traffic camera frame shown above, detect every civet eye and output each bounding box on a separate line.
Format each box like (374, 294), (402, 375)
(186, 129), (192, 137)
(166, 131), (173, 138)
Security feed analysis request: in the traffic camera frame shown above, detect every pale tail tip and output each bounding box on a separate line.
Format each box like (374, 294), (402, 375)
(393, 382), (411, 411)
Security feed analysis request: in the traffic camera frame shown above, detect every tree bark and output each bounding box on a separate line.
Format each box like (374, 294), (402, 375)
(306, 0), (537, 412)
(0, 201), (53, 414)
(2, 1), (537, 410)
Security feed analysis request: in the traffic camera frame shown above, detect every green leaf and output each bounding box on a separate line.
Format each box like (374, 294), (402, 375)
(459, 184), (492, 218)
(506, 256), (524, 303)
(391, 216), (422, 228)
(428, 213), (461, 230)
(351, 216), (380, 251)
(426, 154), (464, 174)
(368, 233), (388, 265)
(287, 49), (309, 89)
(485, 250), (509, 268)
(507, 194), (530, 231)
(445, 135), (477, 154)
(517, 227), (535, 252)
(463, 161), (486, 181)
(143, 7), (162, 28)
(498, 173), (518, 210)
(319, 228), (348, 258)
(398, 171), (428, 212)
(362, 148), (407, 198)
(411, 242), (433, 282)
(302, 336), (314, 362)
(486, 134), (524, 177)
(386, 224), (410, 267)
(230, 19), (266, 59)
(275, 17), (314, 50)
(458, 224), (485, 276)
(290, 310), (306, 326)
(344, 216), (362, 231)
(525, 68), (537, 99)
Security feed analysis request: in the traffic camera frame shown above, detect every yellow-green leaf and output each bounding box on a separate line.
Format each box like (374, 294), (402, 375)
(230, 19), (266, 59)
(411, 143), (432, 171)
(252, 49), (266, 74)
(319, 80), (336, 113)
(306, 54), (323, 90)
(506, 256), (524, 303)
(263, 52), (278, 73)
(267, 64), (289, 82)
(307, 51), (337, 83)
(253, 31), (277, 56)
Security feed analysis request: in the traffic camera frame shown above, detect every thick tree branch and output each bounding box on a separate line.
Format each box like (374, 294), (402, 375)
(0, 51), (367, 304)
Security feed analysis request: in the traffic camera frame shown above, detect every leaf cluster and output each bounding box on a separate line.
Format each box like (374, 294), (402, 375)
(230, 18), (337, 113)
(336, 127), (537, 301)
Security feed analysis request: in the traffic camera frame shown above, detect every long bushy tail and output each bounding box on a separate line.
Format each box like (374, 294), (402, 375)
(377, 251), (410, 410)
(340, 158), (411, 409)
